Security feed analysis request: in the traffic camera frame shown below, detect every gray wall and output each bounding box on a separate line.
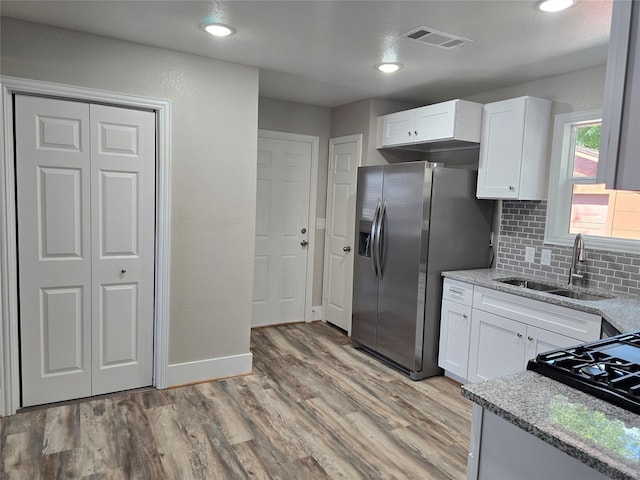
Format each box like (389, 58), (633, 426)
(257, 97), (332, 307)
(464, 64), (607, 115)
(1, 18), (259, 366)
(331, 98), (417, 166)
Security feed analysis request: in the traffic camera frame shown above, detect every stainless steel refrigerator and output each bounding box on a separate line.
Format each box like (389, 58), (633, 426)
(352, 162), (492, 380)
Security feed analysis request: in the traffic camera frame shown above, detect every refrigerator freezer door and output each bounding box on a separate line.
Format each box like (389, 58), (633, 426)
(376, 162), (432, 371)
(352, 166), (384, 350)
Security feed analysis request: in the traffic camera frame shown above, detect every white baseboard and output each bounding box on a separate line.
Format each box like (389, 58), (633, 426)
(167, 352), (253, 387)
(311, 305), (322, 321)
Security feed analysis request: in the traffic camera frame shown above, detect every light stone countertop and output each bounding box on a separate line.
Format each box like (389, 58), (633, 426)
(448, 268), (640, 479)
(462, 372), (640, 480)
(442, 268), (640, 334)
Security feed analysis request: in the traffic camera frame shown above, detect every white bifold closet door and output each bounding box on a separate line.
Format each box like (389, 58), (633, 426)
(16, 95), (155, 407)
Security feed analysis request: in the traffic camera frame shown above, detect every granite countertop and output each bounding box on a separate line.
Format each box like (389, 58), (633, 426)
(462, 371), (640, 480)
(450, 268), (640, 478)
(442, 268), (640, 334)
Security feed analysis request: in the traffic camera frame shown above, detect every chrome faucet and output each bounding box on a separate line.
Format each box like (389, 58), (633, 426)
(569, 233), (586, 285)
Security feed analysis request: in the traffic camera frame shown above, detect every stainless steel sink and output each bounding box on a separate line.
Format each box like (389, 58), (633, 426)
(546, 289), (613, 301)
(497, 277), (613, 301)
(498, 278), (558, 291)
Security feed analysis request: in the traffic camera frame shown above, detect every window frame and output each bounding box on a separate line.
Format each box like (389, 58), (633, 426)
(545, 109), (640, 254)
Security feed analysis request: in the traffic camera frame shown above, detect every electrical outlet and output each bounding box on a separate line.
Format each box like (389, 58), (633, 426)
(541, 249), (552, 266)
(524, 246), (535, 263)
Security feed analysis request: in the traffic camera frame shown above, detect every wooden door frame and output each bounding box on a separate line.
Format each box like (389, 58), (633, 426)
(0, 76), (172, 416)
(256, 130), (319, 323)
(322, 134), (362, 335)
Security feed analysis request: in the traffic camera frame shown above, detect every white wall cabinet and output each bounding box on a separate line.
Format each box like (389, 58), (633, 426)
(377, 100), (482, 148)
(438, 279), (474, 379)
(438, 281), (601, 383)
(598, 0), (640, 191)
(476, 96), (551, 199)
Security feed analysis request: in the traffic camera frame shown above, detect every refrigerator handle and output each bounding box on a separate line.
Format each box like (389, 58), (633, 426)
(375, 202), (386, 278)
(370, 201), (381, 278)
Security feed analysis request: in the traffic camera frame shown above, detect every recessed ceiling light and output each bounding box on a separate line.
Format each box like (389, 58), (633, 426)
(377, 63), (402, 73)
(538, 0), (574, 13)
(203, 23), (236, 37)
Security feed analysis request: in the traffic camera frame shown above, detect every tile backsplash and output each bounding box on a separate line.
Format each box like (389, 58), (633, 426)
(496, 200), (640, 297)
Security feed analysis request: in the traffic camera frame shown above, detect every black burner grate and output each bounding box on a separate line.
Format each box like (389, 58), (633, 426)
(527, 331), (640, 414)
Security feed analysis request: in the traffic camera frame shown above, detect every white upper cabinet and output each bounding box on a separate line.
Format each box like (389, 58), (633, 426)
(379, 109), (416, 146)
(598, 0), (640, 191)
(476, 96), (551, 200)
(377, 99), (483, 148)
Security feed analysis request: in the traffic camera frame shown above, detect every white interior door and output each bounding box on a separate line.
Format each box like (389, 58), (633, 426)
(252, 136), (312, 327)
(90, 104), (155, 396)
(323, 135), (361, 333)
(16, 96), (155, 407)
(16, 96), (93, 406)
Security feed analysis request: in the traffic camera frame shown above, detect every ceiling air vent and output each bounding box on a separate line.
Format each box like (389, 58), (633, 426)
(401, 26), (471, 50)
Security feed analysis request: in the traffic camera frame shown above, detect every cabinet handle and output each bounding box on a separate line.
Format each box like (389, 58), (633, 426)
(462, 314), (468, 319)
(508, 185), (515, 191)
(414, 130), (418, 136)
(528, 336), (533, 341)
(408, 131), (412, 136)
(517, 332), (523, 338)
(450, 288), (464, 295)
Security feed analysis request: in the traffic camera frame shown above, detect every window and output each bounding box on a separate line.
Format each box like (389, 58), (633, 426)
(545, 110), (640, 254)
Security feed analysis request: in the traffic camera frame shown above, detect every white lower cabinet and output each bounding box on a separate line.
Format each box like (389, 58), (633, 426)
(525, 325), (579, 362)
(467, 310), (579, 383)
(439, 299), (472, 378)
(439, 280), (601, 383)
(439, 279), (474, 379)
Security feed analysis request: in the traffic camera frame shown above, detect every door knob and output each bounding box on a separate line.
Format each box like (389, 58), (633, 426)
(300, 240), (309, 247)
(343, 246), (351, 252)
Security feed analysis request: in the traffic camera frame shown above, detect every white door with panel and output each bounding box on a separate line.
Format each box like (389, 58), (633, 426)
(323, 135), (361, 333)
(252, 136), (312, 327)
(16, 95), (155, 407)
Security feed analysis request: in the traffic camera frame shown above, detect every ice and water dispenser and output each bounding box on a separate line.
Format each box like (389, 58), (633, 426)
(358, 220), (373, 258)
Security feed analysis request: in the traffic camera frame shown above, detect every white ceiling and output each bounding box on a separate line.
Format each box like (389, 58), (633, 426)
(0, 0), (613, 108)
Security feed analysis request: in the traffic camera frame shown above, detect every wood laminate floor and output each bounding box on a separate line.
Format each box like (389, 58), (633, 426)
(0, 321), (472, 480)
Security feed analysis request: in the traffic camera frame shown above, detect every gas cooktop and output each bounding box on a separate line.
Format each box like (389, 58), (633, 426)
(527, 331), (640, 415)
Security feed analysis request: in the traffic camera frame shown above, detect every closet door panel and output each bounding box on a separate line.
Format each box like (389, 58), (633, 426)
(16, 95), (92, 407)
(90, 104), (155, 395)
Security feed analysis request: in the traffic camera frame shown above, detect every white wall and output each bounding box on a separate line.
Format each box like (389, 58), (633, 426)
(1, 18), (259, 378)
(258, 97), (332, 306)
